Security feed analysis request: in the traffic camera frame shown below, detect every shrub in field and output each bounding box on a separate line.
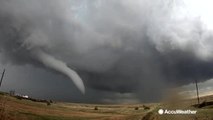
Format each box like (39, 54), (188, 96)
(46, 101), (51, 106)
(135, 107), (139, 110)
(143, 105), (150, 110)
(94, 106), (98, 110)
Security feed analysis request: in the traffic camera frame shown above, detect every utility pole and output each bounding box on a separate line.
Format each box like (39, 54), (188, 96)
(195, 79), (200, 104)
(195, 21), (201, 105)
(0, 69), (5, 87)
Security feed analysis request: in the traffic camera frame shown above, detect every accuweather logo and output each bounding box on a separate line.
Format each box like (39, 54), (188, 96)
(158, 109), (197, 115)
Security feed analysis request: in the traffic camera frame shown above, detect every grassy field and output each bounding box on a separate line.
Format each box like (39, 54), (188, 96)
(0, 92), (213, 120)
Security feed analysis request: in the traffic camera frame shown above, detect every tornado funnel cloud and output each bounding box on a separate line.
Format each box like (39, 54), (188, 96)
(34, 50), (85, 94)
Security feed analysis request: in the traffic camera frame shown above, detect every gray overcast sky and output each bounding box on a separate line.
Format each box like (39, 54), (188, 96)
(0, 0), (213, 103)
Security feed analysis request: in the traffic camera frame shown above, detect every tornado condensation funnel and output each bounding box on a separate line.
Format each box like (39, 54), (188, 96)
(34, 50), (85, 94)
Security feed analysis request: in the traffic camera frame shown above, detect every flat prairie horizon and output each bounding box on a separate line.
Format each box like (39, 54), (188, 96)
(0, 91), (213, 120)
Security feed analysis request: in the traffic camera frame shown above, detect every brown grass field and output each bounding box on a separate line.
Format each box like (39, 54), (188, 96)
(0, 92), (213, 120)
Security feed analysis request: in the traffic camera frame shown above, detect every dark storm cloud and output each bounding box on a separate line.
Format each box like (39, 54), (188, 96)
(0, 0), (213, 102)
